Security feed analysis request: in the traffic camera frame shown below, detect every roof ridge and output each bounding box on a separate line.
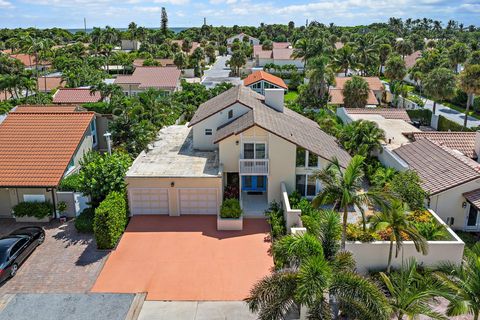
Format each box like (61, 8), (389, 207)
(425, 138), (480, 172)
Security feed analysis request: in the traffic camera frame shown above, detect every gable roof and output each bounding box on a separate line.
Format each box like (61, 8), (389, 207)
(14, 105), (80, 113)
(0, 107), (94, 187)
(37, 76), (65, 92)
(114, 66), (181, 90)
(329, 89), (379, 105)
(243, 71), (287, 89)
(333, 77), (384, 91)
(191, 85), (351, 168)
(52, 88), (102, 104)
(407, 131), (477, 159)
(133, 59), (175, 68)
(344, 108), (411, 122)
(394, 138), (480, 195)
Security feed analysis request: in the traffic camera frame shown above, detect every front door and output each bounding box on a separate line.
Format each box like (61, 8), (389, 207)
(466, 204), (480, 230)
(242, 176), (267, 192)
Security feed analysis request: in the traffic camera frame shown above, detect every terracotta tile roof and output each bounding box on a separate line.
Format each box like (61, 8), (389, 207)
(53, 88), (102, 104)
(190, 85), (351, 168)
(133, 59), (175, 68)
(463, 188), (480, 209)
(272, 48), (295, 60)
(0, 90), (12, 102)
(243, 71), (287, 89)
(171, 40), (200, 55)
(13, 105), (80, 113)
(334, 77), (384, 91)
(272, 42), (291, 49)
(408, 131), (477, 159)
(9, 53), (37, 67)
(253, 45), (273, 59)
(394, 139), (480, 195)
(329, 89), (379, 105)
(404, 51), (422, 69)
(344, 108), (411, 121)
(114, 67), (181, 90)
(0, 108), (94, 187)
(37, 77), (65, 92)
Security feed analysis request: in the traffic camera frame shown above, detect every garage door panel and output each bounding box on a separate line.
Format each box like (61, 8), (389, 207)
(130, 188), (169, 215)
(179, 189), (218, 215)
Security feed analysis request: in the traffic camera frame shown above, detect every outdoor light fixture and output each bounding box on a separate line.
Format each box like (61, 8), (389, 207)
(171, 182), (175, 187)
(235, 140), (239, 145)
(462, 202), (467, 208)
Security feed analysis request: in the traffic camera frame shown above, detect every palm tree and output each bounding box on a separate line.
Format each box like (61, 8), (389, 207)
(306, 55), (331, 103)
(436, 243), (480, 320)
(337, 120), (385, 156)
(331, 45), (356, 76)
(370, 201), (428, 273)
(312, 155), (386, 249)
(246, 233), (391, 319)
(342, 75), (370, 108)
(422, 67), (456, 114)
(448, 42), (469, 73)
(380, 259), (449, 320)
(90, 82), (123, 102)
(395, 40), (414, 59)
(379, 44), (392, 75)
(458, 64), (480, 128)
(385, 54), (407, 102)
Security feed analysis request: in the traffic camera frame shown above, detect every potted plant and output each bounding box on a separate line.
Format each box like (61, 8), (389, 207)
(217, 198), (243, 231)
(57, 201), (68, 223)
(13, 201), (54, 223)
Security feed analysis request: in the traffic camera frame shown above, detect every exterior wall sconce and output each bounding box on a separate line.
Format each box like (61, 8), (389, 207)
(235, 141), (239, 145)
(462, 202), (467, 208)
(171, 182), (175, 187)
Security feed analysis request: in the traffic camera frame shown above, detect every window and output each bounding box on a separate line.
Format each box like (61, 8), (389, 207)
(252, 82), (261, 89)
(308, 153), (318, 168)
(296, 175), (306, 197)
(228, 110), (234, 119)
(255, 143), (266, 159)
(306, 175), (316, 196)
(296, 174), (318, 197)
(205, 129), (212, 136)
(243, 176), (253, 189)
(467, 205), (479, 227)
(90, 120), (97, 147)
(10, 238), (27, 257)
(243, 143), (266, 159)
(296, 148), (306, 167)
(23, 194), (46, 202)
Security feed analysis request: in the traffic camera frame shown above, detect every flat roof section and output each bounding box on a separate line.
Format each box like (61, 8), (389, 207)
(126, 125), (220, 178)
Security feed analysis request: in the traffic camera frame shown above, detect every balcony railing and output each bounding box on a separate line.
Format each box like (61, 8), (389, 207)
(239, 159), (269, 175)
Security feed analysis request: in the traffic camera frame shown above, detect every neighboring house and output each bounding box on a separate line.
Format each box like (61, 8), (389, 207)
(253, 42), (303, 69)
(172, 40), (201, 55)
(329, 77), (385, 107)
(9, 53), (50, 71)
(37, 76), (65, 93)
(404, 131), (477, 160)
(243, 70), (288, 95)
(227, 33), (260, 53)
(121, 40), (141, 51)
(114, 66), (182, 96)
(52, 88), (102, 104)
(0, 90), (12, 102)
(126, 85), (350, 217)
(0, 106), (97, 218)
(132, 59), (175, 68)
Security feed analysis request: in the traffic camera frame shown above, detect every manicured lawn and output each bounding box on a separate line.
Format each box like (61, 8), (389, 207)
(284, 90), (298, 102)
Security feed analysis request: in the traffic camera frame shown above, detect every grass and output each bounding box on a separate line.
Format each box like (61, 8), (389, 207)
(284, 90), (299, 102)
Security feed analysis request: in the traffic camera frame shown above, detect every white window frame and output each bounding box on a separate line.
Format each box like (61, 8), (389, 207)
(23, 194), (46, 203)
(295, 174), (320, 198)
(296, 148), (320, 168)
(464, 203), (480, 231)
(242, 142), (267, 159)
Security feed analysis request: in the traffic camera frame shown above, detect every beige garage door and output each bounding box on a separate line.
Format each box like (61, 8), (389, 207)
(178, 189), (218, 215)
(129, 188), (169, 215)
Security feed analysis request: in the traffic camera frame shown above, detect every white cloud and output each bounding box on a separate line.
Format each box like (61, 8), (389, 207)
(0, 0), (14, 8)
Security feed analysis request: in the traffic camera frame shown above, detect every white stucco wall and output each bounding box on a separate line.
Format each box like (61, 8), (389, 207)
(192, 102), (250, 150)
(267, 133), (296, 203)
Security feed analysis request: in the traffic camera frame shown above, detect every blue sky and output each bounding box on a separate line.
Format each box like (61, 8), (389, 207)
(0, 0), (479, 29)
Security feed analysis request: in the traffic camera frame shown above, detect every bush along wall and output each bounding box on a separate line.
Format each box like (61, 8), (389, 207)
(406, 109), (432, 126)
(13, 201), (53, 219)
(438, 115), (472, 132)
(93, 191), (128, 249)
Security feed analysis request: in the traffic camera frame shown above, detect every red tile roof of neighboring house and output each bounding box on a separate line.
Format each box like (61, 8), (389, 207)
(52, 88), (102, 104)
(133, 59), (175, 68)
(253, 45), (273, 59)
(9, 53), (37, 67)
(343, 108), (411, 121)
(243, 71), (287, 89)
(114, 67), (181, 90)
(404, 51), (422, 69)
(171, 40), (200, 55)
(329, 89), (379, 105)
(14, 105), (80, 113)
(0, 107), (94, 187)
(272, 48), (295, 60)
(0, 90), (12, 102)
(407, 131), (477, 159)
(272, 42), (291, 49)
(37, 77), (65, 92)
(334, 77), (384, 91)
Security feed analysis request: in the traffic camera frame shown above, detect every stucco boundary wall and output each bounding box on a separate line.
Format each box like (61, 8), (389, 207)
(281, 182), (302, 232)
(345, 209), (465, 274)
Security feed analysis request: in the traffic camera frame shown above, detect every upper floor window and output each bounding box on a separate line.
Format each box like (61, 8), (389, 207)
(308, 153), (318, 168)
(296, 148), (306, 167)
(243, 143), (266, 159)
(296, 147), (318, 168)
(205, 129), (212, 136)
(228, 110), (234, 119)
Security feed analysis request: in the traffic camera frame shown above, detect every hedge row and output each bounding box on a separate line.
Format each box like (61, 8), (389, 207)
(406, 109), (432, 126)
(13, 201), (53, 219)
(438, 115), (473, 132)
(93, 191), (128, 249)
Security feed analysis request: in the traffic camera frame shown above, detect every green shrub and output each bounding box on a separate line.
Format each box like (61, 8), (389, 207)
(13, 201), (53, 219)
(81, 102), (112, 114)
(288, 190), (302, 208)
(438, 115), (472, 132)
(219, 198), (242, 219)
(75, 208), (95, 233)
(407, 95), (425, 107)
(346, 223), (377, 242)
(58, 173), (82, 191)
(93, 192), (128, 249)
(406, 109), (431, 125)
(390, 170), (427, 210)
(265, 201), (286, 240)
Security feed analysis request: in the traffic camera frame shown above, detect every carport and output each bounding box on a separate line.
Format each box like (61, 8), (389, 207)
(91, 216), (273, 301)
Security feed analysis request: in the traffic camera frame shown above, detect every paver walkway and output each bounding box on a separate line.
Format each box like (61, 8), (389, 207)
(92, 216), (273, 301)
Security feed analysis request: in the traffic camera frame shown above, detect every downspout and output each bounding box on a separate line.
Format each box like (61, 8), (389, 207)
(50, 187), (58, 219)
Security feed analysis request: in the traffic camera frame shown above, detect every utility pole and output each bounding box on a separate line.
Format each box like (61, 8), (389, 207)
(84, 17), (87, 33)
(203, 17), (206, 26)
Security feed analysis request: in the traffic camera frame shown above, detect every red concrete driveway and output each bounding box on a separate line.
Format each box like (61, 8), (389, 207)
(91, 216), (273, 301)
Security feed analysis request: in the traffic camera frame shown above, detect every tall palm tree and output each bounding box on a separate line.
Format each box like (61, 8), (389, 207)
(370, 201), (428, 273)
(246, 233), (391, 319)
(385, 54), (407, 102)
(306, 55), (331, 103)
(380, 259), (449, 320)
(342, 75), (370, 108)
(378, 44), (392, 75)
(448, 42), (469, 73)
(395, 40), (414, 59)
(331, 45), (356, 76)
(312, 155), (384, 249)
(422, 67), (456, 114)
(337, 120), (385, 156)
(436, 243), (480, 320)
(458, 64), (480, 128)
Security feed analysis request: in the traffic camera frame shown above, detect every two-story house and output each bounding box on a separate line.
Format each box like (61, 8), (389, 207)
(243, 71), (288, 95)
(114, 66), (182, 96)
(126, 85), (350, 217)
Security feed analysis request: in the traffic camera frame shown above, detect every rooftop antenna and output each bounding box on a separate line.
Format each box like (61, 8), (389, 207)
(84, 17), (87, 33)
(306, 19), (308, 28)
(203, 17), (206, 26)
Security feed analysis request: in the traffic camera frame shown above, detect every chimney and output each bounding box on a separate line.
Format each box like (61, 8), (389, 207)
(475, 131), (480, 162)
(264, 88), (285, 112)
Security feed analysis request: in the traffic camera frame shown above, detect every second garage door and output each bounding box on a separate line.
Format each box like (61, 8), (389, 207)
(178, 189), (218, 215)
(129, 188), (169, 215)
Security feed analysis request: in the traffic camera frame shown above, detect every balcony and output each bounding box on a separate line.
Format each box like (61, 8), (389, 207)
(239, 159), (269, 175)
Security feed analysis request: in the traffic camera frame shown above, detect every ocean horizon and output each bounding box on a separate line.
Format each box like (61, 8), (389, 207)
(66, 27), (188, 34)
